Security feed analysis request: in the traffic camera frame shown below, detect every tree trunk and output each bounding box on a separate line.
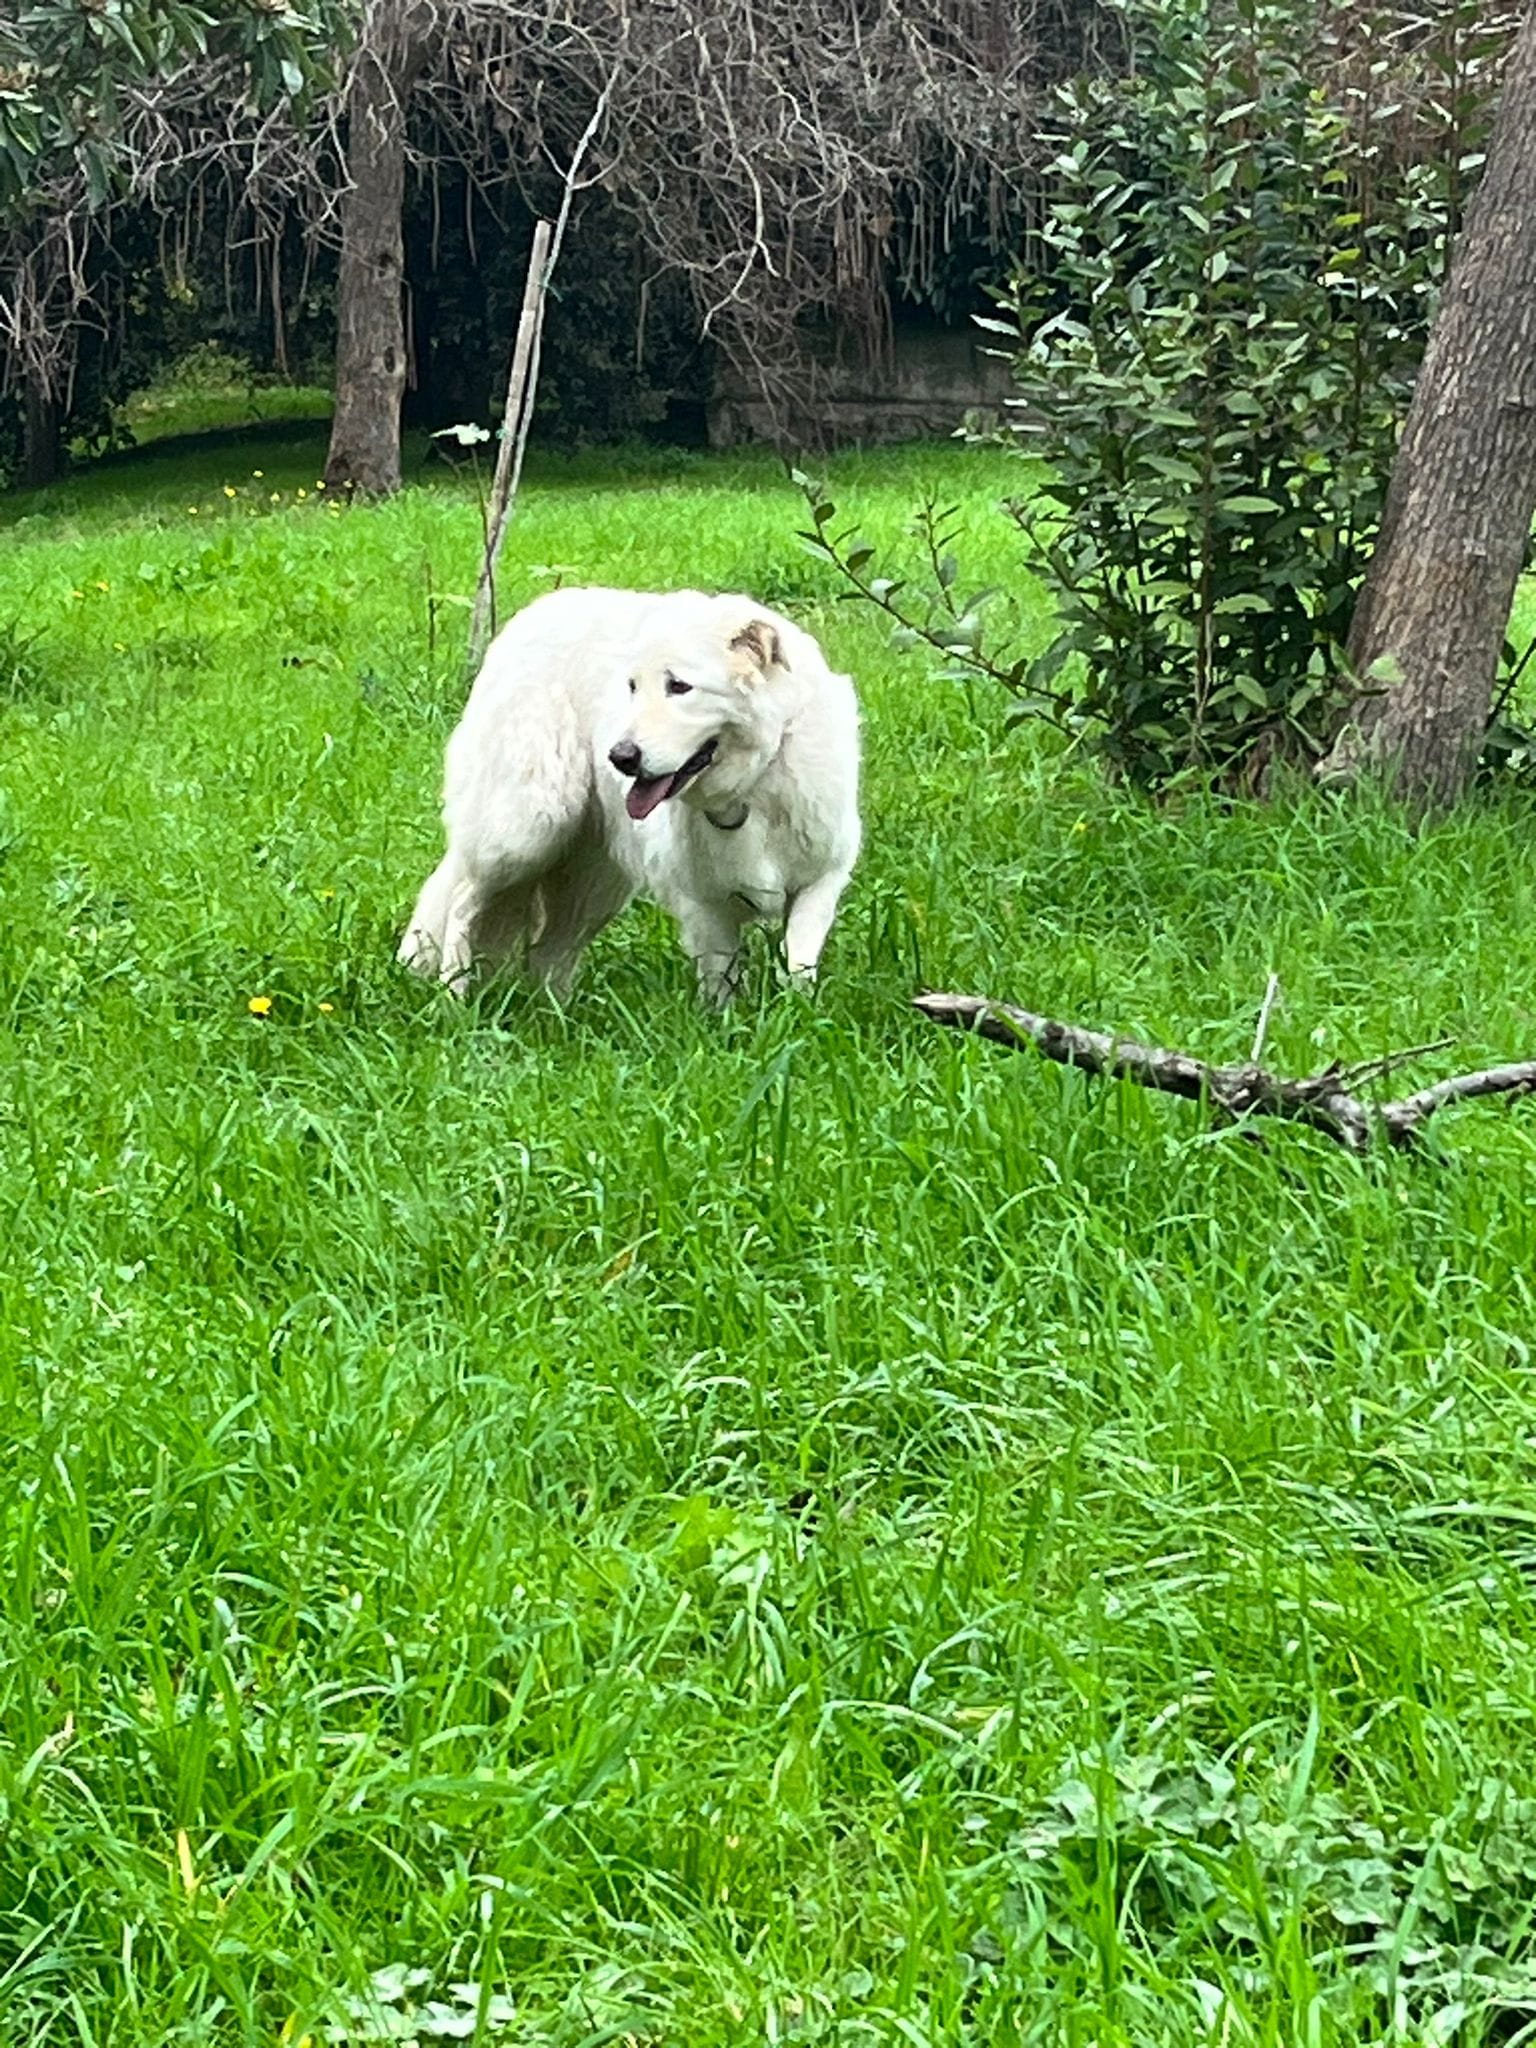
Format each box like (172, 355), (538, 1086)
(322, 0), (426, 497)
(1321, 4), (1536, 808)
(22, 366), (58, 489)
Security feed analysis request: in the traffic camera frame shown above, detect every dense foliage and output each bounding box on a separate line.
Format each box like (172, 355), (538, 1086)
(402, 176), (709, 445)
(0, 0), (344, 213)
(4, 0), (1121, 486)
(805, 0), (1513, 793)
(0, 174), (710, 485)
(0, 0), (349, 487)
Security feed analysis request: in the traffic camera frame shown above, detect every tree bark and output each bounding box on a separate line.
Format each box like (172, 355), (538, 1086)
(1321, 3), (1536, 808)
(22, 366), (59, 489)
(322, 0), (427, 497)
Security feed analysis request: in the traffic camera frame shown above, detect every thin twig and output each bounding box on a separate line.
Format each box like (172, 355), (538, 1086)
(1251, 972), (1282, 1061)
(1335, 1036), (1457, 1088)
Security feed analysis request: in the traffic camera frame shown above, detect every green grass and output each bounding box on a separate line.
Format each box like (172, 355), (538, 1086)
(109, 382), (334, 448)
(102, 356), (334, 452)
(3, 425), (1536, 2048)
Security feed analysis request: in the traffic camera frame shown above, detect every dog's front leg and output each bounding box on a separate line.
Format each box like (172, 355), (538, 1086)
(784, 868), (853, 987)
(433, 881), (483, 998)
(679, 904), (747, 1006)
(400, 855), (478, 995)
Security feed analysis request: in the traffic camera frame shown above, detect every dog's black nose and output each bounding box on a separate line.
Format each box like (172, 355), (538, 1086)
(608, 740), (642, 777)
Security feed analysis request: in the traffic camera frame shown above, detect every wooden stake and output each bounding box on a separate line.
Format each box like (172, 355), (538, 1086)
(468, 217), (553, 672)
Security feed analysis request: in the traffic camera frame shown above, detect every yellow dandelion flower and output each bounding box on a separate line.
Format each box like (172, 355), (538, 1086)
(113, 641), (125, 652)
(223, 485), (237, 499)
(70, 588), (84, 600)
(252, 469), (264, 479)
(188, 506), (199, 515)
(318, 888), (335, 901)
(247, 994), (273, 1017)
(296, 488), (308, 501)
(318, 1001), (335, 1015)
(94, 579), (110, 591)
(270, 492), (281, 503)
(315, 479), (326, 490)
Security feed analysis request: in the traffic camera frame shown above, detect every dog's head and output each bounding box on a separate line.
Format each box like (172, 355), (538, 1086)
(607, 596), (789, 822)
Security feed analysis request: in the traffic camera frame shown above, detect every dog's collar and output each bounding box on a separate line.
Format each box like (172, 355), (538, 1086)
(706, 802), (749, 831)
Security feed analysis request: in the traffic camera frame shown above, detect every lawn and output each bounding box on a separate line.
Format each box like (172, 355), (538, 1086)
(3, 422), (1536, 2047)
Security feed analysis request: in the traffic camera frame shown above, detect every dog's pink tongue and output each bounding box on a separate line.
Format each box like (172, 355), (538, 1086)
(625, 774), (674, 821)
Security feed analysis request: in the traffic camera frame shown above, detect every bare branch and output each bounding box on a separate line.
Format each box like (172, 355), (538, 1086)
(1380, 1062), (1536, 1139)
(914, 991), (1536, 1153)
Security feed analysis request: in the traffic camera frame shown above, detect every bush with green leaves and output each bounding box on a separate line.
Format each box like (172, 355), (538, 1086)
(0, 0), (344, 217)
(996, 1734), (1536, 2034)
(804, 0), (1511, 793)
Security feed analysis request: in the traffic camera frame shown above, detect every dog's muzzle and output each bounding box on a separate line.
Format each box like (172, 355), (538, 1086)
(611, 737), (718, 821)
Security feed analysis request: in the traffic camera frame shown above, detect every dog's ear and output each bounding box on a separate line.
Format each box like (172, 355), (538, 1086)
(728, 617), (786, 676)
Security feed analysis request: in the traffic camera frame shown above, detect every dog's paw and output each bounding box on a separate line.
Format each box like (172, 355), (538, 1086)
(397, 926), (447, 980)
(399, 926), (472, 998)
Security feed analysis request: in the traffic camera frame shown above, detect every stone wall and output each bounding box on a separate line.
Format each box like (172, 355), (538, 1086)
(706, 315), (1015, 448)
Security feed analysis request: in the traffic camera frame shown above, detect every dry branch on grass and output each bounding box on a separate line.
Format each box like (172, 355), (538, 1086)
(914, 992), (1536, 1152)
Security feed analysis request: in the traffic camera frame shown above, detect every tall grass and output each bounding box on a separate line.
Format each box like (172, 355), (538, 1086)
(2, 428), (1536, 2046)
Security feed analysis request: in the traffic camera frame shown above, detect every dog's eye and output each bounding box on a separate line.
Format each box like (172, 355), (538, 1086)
(665, 677), (692, 697)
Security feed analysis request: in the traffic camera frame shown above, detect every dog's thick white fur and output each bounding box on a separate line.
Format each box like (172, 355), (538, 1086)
(399, 586), (861, 1002)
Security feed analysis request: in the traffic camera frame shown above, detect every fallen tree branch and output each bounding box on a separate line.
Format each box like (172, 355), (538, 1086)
(913, 993), (1536, 1152)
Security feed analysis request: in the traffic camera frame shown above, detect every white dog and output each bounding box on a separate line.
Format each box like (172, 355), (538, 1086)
(399, 586), (861, 1002)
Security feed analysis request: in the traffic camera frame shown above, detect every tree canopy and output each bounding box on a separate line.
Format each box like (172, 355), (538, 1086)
(0, 0), (345, 211)
(3, 0), (1127, 479)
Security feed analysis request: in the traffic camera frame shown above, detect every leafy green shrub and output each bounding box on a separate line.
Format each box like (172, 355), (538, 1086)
(804, 0), (1510, 793)
(995, 1735), (1536, 2032)
(137, 340), (262, 396)
(1481, 640), (1536, 786)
